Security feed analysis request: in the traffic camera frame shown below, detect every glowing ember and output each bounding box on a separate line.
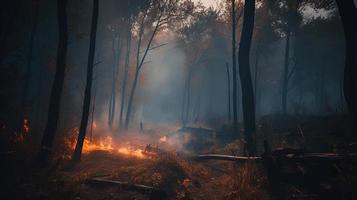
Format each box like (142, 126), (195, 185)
(118, 147), (146, 159)
(23, 119), (30, 134)
(159, 136), (167, 143)
(81, 136), (114, 153)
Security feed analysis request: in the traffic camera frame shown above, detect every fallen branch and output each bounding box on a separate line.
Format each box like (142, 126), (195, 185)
(196, 152), (357, 162)
(196, 154), (261, 162)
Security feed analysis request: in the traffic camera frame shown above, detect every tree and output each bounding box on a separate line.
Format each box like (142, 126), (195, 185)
(238, 0), (256, 155)
(124, 0), (190, 129)
(334, 0), (357, 121)
(226, 62), (231, 121)
(119, 21), (132, 128)
(38, 0), (68, 164)
(108, 33), (122, 128)
(72, 0), (99, 162)
(267, 0), (303, 115)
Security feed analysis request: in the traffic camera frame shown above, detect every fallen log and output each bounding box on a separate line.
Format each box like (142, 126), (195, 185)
(196, 154), (261, 162)
(85, 178), (166, 199)
(196, 153), (357, 162)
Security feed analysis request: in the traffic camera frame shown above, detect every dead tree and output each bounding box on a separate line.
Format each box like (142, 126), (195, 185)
(73, 0), (99, 162)
(335, 0), (357, 122)
(125, 0), (178, 129)
(119, 24), (132, 128)
(238, 0), (256, 155)
(38, 0), (68, 164)
(226, 62), (232, 121)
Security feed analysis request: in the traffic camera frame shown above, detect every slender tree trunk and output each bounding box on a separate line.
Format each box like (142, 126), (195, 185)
(254, 46), (259, 109)
(335, 0), (357, 122)
(226, 62), (231, 121)
(181, 73), (188, 126)
(19, 0), (40, 134)
(90, 80), (97, 141)
(319, 66), (325, 113)
(108, 34), (121, 128)
(282, 29), (291, 115)
(125, 68), (139, 129)
(231, 0), (238, 133)
(38, 0), (68, 164)
(125, 13), (160, 130)
(238, 0), (256, 156)
(119, 29), (131, 128)
(72, 0), (99, 162)
(185, 71), (192, 124)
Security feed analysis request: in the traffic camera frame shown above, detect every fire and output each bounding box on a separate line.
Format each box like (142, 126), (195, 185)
(159, 136), (167, 143)
(67, 129), (148, 159)
(118, 147), (146, 159)
(81, 136), (114, 153)
(23, 119), (30, 134)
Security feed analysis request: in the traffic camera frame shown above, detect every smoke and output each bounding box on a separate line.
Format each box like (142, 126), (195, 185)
(139, 30), (186, 124)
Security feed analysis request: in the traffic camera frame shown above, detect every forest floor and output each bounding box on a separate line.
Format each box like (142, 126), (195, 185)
(1, 114), (357, 200)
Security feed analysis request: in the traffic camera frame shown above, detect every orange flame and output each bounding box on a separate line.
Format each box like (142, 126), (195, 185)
(23, 119), (30, 134)
(67, 128), (148, 159)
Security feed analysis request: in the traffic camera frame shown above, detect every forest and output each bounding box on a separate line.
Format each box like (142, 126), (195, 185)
(0, 0), (357, 199)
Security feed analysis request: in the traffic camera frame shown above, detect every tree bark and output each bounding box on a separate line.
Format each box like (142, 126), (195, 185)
(108, 34), (121, 128)
(335, 0), (357, 122)
(238, 0), (256, 155)
(226, 62), (231, 121)
(254, 44), (260, 111)
(38, 0), (68, 164)
(72, 0), (99, 162)
(125, 12), (160, 130)
(282, 28), (291, 115)
(90, 80), (97, 141)
(231, 0), (238, 133)
(119, 28), (131, 128)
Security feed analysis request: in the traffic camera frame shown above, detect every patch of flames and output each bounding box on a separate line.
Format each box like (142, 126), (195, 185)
(159, 136), (167, 143)
(67, 131), (147, 159)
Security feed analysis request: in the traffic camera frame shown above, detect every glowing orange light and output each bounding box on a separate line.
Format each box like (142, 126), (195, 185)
(23, 119), (30, 134)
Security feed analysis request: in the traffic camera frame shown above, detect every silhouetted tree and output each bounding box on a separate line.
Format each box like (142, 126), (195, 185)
(238, 0), (256, 155)
(119, 22), (132, 128)
(335, 0), (357, 121)
(39, 0), (68, 164)
(73, 0), (99, 162)
(226, 62), (231, 121)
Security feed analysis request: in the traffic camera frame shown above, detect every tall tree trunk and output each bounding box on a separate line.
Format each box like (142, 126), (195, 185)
(38, 0), (68, 164)
(72, 0), (99, 162)
(335, 0), (357, 122)
(282, 28), (291, 115)
(319, 66), (325, 113)
(124, 13), (160, 130)
(19, 0), (40, 134)
(119, 29), (131, 128)
(108, 34), (121, 128)
(238, 0), (256, 156)
(90, 79), (97, 141)
(254, 46), (260, 110)
(125, 68), (139, 129)
(181, 73), (188, 126)
(185, 71), (192, 124)
(231, 0), (238, 133)
(226, 62), (231, 121)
